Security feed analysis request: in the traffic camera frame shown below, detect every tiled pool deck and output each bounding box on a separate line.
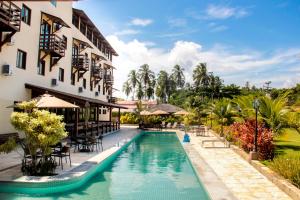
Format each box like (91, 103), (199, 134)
(0, 126), (293, 200)
(179, 129), (292, 200)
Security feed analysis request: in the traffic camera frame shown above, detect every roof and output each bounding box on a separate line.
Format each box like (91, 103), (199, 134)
(116, 100), (157, 106)
(147, 103), (184, 114)
(25, 83), (127, 109)
(42, 12), (70, 28)
(73, 8), (118, 56)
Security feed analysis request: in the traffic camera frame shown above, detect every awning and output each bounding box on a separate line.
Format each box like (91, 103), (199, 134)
(73, 38), (93, 49)
(104, 63), (116, 69)
(91, 53), (107, 61)
(25, 83), (127, 109)
(42, 12), (70, 28)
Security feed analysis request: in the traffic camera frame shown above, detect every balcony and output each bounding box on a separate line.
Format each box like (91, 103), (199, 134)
(72, 55), (89, 71)
(104, 74), (114, 85)
(92, 65), (103, 79)
(0, 1), (21, 32)
(39, 34), (66, 57)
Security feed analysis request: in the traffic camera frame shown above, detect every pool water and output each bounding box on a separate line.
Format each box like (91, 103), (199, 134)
(0, 133), (210, 200)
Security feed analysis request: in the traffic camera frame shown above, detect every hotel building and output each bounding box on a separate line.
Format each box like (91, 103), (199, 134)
(0, 1), (125, 136)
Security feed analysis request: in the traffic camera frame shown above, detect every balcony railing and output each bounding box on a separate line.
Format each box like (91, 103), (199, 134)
(72, 55), (90, 71)
(92, 65), (103, 79)
(0, 1), (21, 32)
(39, 34), (66, 57)
(104, 74), (113, 84)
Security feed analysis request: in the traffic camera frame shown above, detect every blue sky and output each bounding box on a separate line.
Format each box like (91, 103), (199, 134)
(74, 0), (300, 97)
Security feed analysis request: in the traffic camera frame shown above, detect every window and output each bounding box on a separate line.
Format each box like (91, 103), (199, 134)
(72, 14), (79, 28)
(103, 109), (107, 115)
(83, 78), (86, 89)
(37, 60), (45, 75)
(80, 22), (86, 35)
(98, 85), (101, 92)
(71, 73), (75, 85)
(58, 68), (64, 82)
(16, 49), (27, 69)
(50, 0), (57, 7)
(21, 4), (31, 25)
(62, 35), (67, 48)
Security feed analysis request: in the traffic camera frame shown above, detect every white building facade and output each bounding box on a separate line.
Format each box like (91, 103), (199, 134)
(0, 1), (122, 135)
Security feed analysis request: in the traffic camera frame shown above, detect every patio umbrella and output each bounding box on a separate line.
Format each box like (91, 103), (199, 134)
(151, 110), (169, 115)
(32, 93), (79, 108)
(140, 110), (151, 115)
(174, 110), (190, 115)
(7, 93), (79, 109)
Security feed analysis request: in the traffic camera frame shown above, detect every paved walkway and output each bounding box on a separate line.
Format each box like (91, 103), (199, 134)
(186, 129), (292, 200)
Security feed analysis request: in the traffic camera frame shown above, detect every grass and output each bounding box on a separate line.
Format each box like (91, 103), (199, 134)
(274, 128), (300, 156)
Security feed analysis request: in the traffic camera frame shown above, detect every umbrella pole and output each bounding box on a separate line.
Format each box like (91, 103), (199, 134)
(75, 108), (79, 137)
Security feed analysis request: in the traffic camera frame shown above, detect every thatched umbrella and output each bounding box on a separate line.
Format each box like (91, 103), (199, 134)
(151, 110), (169, 115)
(174, 110), (190, 115)
(140, 110), (151, 115)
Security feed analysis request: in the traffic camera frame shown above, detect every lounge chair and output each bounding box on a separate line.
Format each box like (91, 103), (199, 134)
(195, 126), (206, 136)
(172, 122), (178, 129)
(166, 122), (172, 128)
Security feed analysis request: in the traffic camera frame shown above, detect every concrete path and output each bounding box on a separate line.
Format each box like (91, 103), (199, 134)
(187, 129), (292, 200)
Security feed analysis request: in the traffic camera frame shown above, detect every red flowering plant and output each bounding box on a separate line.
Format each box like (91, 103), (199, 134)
(230, 119), (274, 160)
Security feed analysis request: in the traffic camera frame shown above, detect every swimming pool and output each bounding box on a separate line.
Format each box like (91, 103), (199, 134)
(0, 132), (210, 200)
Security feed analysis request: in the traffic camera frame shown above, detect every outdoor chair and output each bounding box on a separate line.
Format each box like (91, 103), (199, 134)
(70, 136), (81, 152)
(161, 121), (166, 128)
(52, 143), (71, 170)
(195, 126), (206, 136)
(87, 136), (98, 152)
(19, 140), (42, 172)
(96, 134), (103, 151)
(172, 122), (178, 129)
(166, 122), (172, 128)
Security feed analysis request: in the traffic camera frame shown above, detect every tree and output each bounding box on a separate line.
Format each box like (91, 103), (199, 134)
(122, 82), (131, 100)
(10, 101), (67, 175)
(156, 70), (168, 102)
(122, 81), (132, 100)
(193, 63), (210, 90)
(138, 64), (155, 99)
(210, 99), (234, 136)
(171, 64), (185, 89)
(128, 70), (138, 100)
(136, 82), (144, 100)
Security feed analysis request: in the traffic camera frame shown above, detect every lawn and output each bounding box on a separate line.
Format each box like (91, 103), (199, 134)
(274, 128), (300, 156)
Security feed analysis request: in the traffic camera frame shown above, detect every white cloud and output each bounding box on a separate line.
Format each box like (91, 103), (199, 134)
(206, 4), (249, 19)
(208, 22), (228, 32)
(130, 18), (153, 26)
(113, 29), (140, 36)
(107, 35), (300, 98)
(168, 18), (187, 27)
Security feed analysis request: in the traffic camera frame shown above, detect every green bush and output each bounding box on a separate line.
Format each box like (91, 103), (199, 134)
(269, 153), (300, 188)
(120, 113), (139, 124)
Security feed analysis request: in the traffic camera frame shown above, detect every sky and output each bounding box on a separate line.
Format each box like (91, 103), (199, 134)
(74, 0), (300, 98)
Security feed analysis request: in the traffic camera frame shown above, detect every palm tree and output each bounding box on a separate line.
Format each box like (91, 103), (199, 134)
(193, 63), (210, 90)
(136, 82), (144, 100)
(171, 64), (185, 89)
(156, 70), (168, 103)
(122, 81), (132, 100)
(210, 99), (234, 136)
(138, 64), (155, 99)
(128, 70), (138, 100)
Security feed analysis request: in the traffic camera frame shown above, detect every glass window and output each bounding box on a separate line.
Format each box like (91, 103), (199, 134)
(21, 4), (31, 25)
(38, 60), (45, 75)
(71, 73), (75, 85)
(16, 49), (26, 69)
(98, 85), (101, 92)
(58, 68), (64, 82)
(83, 78), (86, 89)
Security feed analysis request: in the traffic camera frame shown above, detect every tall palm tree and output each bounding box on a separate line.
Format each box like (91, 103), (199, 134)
(122, 81), (132, 100)
(128, 70), (138, 100)
(193, 63), (210, 90)
(138, 64), (155, 99)
(136, 82), (144, 100)
(156, 70), (168, 103)
(171, 64), (185, 89)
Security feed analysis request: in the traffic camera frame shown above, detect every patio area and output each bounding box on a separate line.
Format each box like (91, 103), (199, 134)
(0, 126), (139, 182)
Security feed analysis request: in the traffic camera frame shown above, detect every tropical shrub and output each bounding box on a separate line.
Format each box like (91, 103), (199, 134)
(269, 153), (300, 188)
(230, 120), (274, 160)
(120, 113), (139, 124)
(10, 101), (67, 175)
